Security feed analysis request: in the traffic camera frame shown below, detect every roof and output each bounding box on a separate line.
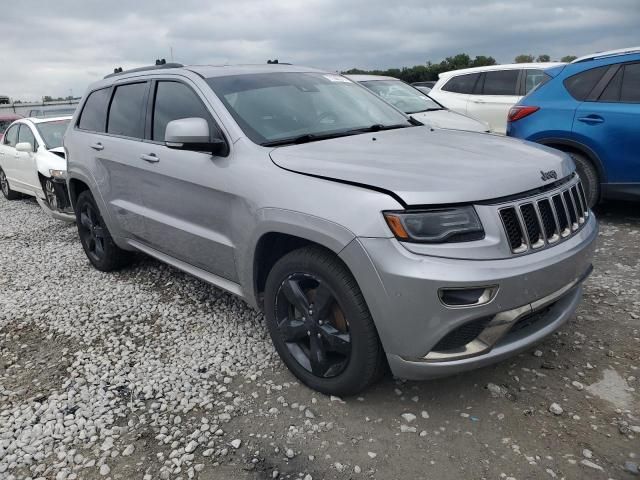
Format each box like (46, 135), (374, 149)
(571, 46), (640, 63)
(187, 64), (327, 78)
(438, 62), (565, 78)
(344, 74), (399, 82)
(23, 115), (73, 124)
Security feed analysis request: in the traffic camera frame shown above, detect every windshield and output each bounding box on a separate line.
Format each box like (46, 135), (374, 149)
(360, 80), (442, 114)
(36, 119), (70, 149)
(206, 72), (412, 145)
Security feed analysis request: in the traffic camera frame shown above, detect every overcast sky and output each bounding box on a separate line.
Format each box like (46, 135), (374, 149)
(1, 0), (639, 101)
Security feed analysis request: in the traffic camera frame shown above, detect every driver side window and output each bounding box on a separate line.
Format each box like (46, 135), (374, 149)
(3, 125), (18, 147)
(17, 125), (36, 150)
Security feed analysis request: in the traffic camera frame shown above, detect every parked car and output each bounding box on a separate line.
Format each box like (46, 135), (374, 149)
(65, 63), (596, 395)
(29, 106), (77, 118)
(0, 113), (23, 142)
(429, 63), (565, 134)
(347, 74), (489, 132)
(0, 116), (74, 221)
(507, 47), (640, 207)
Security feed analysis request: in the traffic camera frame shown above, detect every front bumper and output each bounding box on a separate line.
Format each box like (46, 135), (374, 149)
(339, 213), (597, 379)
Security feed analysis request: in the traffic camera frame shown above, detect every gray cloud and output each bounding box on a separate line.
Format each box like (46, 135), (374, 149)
(0, 0), (638, 100)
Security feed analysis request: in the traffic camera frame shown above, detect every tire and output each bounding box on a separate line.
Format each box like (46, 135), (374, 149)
(264, 246), (386, 396)
(75, 190), (132, 271)
(43, 178), (59, 210)
(569, 152), (599, 208)
(0, 167), (20, 200)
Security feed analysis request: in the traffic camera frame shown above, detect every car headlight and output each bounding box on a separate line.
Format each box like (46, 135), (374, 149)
(383, 206), (484, 243)
(49, 169), (66, 179)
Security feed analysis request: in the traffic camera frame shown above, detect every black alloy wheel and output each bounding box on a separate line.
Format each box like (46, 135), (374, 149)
(78, 200), (106, 263)
(275, 273), (352, 378)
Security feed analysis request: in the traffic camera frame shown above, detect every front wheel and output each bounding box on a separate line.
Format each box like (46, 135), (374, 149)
(264, 246), (386, 396)
(75, 190), (132, 271)
(0, 167), (20, 200)
(43, 178), (59, 210)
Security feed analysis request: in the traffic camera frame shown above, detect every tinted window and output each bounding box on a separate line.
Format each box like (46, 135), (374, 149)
(107, 83), (148, 138)
(441, 73), (480, 94)
(18, 125), (36, 149)
(481, 70), (519, 95)
(621, 63), (640, 102)
(564, 66), (608, 100)
(3, 125), (18, 146)
(79, 88), (111, 132)
(599, 67), (623, 102)
(152, 81), (212, 141)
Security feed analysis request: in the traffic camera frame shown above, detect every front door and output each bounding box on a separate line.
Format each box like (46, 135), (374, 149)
(14, 124), (40, 192)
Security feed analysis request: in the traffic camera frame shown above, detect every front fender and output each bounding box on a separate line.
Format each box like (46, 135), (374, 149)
(239, 207), (356, 308)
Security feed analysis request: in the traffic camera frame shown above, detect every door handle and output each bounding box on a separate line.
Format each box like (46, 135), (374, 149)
(471, 99), (485, 103)
(577, 115), (604, 124)
(90, 142), (104, 151)
(140, 153), (159, 163)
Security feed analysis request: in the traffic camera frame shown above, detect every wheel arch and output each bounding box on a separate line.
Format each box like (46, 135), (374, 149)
(246, 209), (357, 310)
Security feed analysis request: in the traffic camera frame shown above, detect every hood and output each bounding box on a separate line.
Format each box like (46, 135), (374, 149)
(411, 110), (489, 133)
(269, 126), (574, 205)
(48, 146), (66, 159)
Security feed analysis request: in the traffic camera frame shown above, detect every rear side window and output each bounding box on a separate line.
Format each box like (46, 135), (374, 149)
(152, 81), (213, 141)
(78, 88), (111, 132)
(107, 82), (148, 138)
(482, 70), (520, 95)
(3, 124), (18, 146)
(564, 66), (608, 100)
(18, 125), (36, 149)
(441, 73), (479, 94)
(620, 63), (640, 102)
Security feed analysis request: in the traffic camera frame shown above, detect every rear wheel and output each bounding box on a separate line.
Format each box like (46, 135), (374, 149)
(569, 152), (599, 208)
(264, 246), (385, 396)
(75, 190), (132, 271)
(0, 167), (20, 200)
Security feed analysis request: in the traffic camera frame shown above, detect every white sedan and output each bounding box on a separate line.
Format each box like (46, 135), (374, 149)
(0, 116), (74, 221)
(347, 74), (489, 133)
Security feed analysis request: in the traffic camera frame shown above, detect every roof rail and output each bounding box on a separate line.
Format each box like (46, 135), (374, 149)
(104, 60), (184, 79)
(572, 46), (640, 64)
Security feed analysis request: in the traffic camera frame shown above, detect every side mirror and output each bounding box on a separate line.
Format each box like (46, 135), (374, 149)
(16, 142), (34, 153)
(165, 117), (228, 156)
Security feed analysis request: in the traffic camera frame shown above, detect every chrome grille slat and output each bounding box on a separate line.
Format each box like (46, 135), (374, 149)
(499, 179), (589, 255)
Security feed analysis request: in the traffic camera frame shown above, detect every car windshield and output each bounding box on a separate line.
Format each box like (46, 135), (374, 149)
(360, 80), (442, 114)
(36, 119), (70, 149)
(206, 72), (413, 145)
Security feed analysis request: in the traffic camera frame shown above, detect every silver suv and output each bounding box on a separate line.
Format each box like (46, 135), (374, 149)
(64, 63), (597, 395)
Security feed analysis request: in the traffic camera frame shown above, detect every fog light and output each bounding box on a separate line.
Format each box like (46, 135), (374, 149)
(439, 285), (498, 308)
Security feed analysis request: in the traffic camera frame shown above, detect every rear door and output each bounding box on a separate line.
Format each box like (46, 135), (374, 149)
(14, 123), (40, 191)
(135, 78), (237, 281)
(573, 62), (640, 184)
(466, 69), (521, 133)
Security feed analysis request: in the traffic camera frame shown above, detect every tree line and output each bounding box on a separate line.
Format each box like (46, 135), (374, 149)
(342, 53), (578, 83)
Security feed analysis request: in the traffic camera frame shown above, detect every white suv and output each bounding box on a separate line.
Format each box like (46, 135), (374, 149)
(429, 63), (564, 134)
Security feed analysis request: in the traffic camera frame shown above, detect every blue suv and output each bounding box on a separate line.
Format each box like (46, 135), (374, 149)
(507, 47), (640, 207)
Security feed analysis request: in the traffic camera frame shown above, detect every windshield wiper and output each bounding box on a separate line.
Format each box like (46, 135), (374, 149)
(261, 123), (412, 147)
(407, 108), (443, 114)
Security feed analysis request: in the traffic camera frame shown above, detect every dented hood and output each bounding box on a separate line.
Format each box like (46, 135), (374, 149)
(269, 126), (574, 205)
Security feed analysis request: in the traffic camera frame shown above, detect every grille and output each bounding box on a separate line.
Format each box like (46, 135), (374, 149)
(498, 179), (588, 255)
(432, 317), (492, 351)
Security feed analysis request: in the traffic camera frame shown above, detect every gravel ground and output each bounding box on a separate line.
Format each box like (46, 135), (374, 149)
(0, 195), (638, 480)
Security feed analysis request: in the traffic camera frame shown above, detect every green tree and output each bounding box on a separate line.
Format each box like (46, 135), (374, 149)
(561, 55), (577, 62)
(536, 54), (551, 62)
(514, 54), (535, 63)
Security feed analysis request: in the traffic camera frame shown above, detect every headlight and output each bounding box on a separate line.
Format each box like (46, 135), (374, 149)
(49, 169), (66, 179)
(383, 206), (484, 243)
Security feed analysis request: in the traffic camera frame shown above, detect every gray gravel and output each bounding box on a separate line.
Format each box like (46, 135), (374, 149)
(1, 195), (639, 480)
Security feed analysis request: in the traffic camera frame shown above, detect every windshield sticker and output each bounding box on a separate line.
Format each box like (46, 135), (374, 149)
(323, 74), (351, 83)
